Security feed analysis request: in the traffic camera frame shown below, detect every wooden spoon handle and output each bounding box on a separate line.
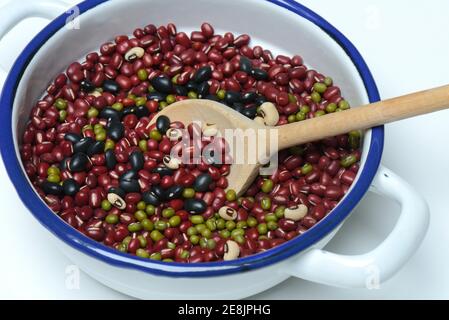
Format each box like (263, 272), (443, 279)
(277, 84), (449, 150)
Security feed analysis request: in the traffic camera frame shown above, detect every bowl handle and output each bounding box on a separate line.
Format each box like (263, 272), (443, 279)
(0, 0), (70, 85)
(284, 165), (429, 288)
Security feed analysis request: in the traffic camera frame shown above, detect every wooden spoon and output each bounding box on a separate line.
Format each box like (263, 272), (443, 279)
(151, 84), (449, 195)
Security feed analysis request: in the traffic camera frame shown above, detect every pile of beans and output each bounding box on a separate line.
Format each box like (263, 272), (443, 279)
(20, 22), (361, 263)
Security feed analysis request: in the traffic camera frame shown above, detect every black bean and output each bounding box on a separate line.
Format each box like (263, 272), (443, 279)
(185, 81), (198, 92)
(241, 105), (258, 119)
(135, 105), (149, 118)
(103, 79), (121, 94)
(64, 133), (82, 144)
(119, 179), (140, 193)
(100, 107), (122, 122)
(184, 199), (207, 214)
(174, 85), (188, 97)
(156, 115), (170, 134)
(60, 158), (70, 171)
(194, 173), (213, 192)
(105, 150), (116, 170)
(152, 166), (173, 177)
(146, 92), (167, 102)
(122, 107), (136, 117)
(242, 92), (258, 104)
(42, 181), (64, 196)
(251, 68), (268, 81)
(255, 95), (267, 106)
(107, 121), (124, 141)
(129, 151), (144, 171)
(105, 119), (116, 130)
(120, 170), (138, 181)
(192, 66), (212, 83)
(150, 75), (173, 94)
(73, 137), (95, 153)
(233, 103), (244, 113)
(87, 141), (104, 156)
(166, 185), (184, 200)
(196, 81), (210, 99)
(151, 185), (166, 200)
(73, 137), (94, 154)
(108, 187), (126, 198)
(225, 91), (242, 104)
(69, 153), (89, 172)
(204, 94), (220, 102)
(80, 80), (95, 92)
(62, 179), (80, 196)
(223, 100), (233, 107)
(142, 191), (160, 206)
(239, 57), (252, 74)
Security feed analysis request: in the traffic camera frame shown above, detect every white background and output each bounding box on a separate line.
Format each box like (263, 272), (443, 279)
(0, 0), (448, 299)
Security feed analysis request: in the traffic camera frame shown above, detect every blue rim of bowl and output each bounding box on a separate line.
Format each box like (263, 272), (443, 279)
(0, 0), (383, 277)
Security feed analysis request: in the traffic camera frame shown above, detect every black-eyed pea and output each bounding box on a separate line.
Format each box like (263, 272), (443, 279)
(254, 116), (265, 125)
(218, 206), (237, 221)
(107, 192), (126, 210)
(284, 204), (308, 221)
(163, 155), (181, 170)
(223, 240), (240, 261)
(125, 47), (145, 62)
(259, 102), (279, 126)
(166, 128), (183, 141)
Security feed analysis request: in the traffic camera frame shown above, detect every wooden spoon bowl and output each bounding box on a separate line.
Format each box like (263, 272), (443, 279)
(150, 99), (267, 195)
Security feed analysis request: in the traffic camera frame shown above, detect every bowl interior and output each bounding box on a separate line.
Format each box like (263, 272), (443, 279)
(10, 0), (373, 266)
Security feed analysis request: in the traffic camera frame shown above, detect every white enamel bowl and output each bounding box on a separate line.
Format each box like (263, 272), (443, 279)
(0, 0), (429, 299)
